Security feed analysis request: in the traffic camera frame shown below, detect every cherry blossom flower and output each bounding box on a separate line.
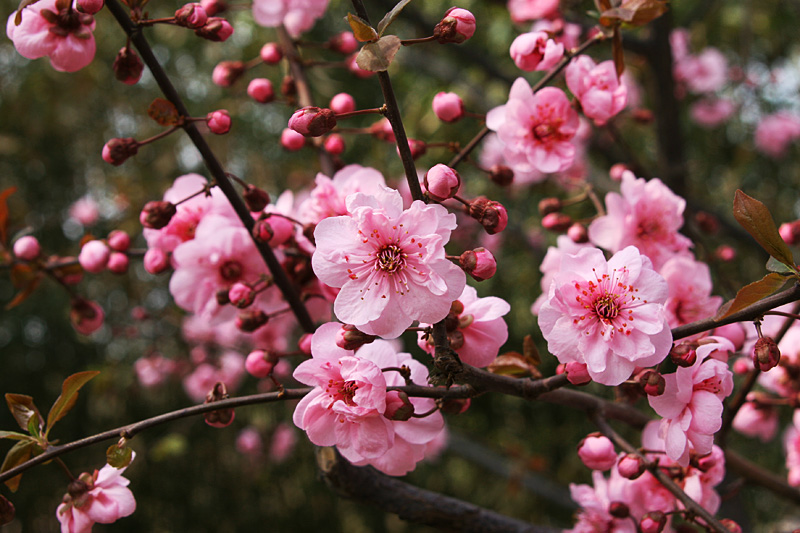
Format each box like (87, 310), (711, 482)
(487, 79), (579, 175)
(507, 0), (559, 22)
(297, 164), (386, 225)
(588, 170), (692, 270)
(531, 235), (593, 315)
(732, 397), (778, 442)
(182, 351), (246, 402)
(532, 18), (581, 50)
(566, 56), (628, 126)
(56, 456), (136, 532)
(7, 0), (96, 72)
(538, 246), (672, 386)
(659, 255), (722, 329)
(783, 410), (800, 486)
(567, 469), (638, 533)
(312, 187), (466, 339)
(251, 0), (329, 37)
(754, 112), (800, 159)
(509, 31), (564, 72)
(674, 47), (728, 95)
(690, 98), (736, 128)
(648, 337), (734, 466)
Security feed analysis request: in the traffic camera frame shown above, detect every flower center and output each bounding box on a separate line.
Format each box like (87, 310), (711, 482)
(593, 294), (619, 319)
(220, 260), (242, 281)
(376, 244), (406, 274)
(326, 378), (359, 406)
(695, 377), (722, 394)
(533, 123), (554, 141)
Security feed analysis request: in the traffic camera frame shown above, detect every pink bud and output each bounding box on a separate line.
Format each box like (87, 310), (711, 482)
(567, 222), (588, 243)
(542, 212), (572, 232)
(236, 309), (269, 332)
(609, 163), (628, 181)
(236, 427), (263, 457)
(260, 43), (283, 64)
(280, 128), (306, 151)
(617, 453), (646, 479)
(330, 93), (356, 114)
(669, 343), (698, 367)
(78, 240), (110, 273)
(112, 47), (143, 85)
(368, 118), (395, 142)
(434, 7), (476, 44)
(102, 138), (139, 166)
(207, 110), (232, 134)
(346, 53), (375, 78)
(107, 252), (129, 274)
(424, 164), (461, 201)
(247, 78), (275, 104)
(780, 222), (799, 244)
(565, 362), (591, 385)
(432, 92), (464, 122)
(715, 245), (736, 262)
(252, 218), (275, 243)
(469, 197), (508, 234)
(324, 134), (345, 155)
(200, 0), (226, 15)
(577, 434), (617, 471)
(384, 391), (415, 421)
(488, 164), (514, 186)
(107, 230), (131, 252)
(76, 0), (103, 14)
(70, 299), (105, 335)
(459, 248), (497, 281)
(754, 336), (781, 372)
(336, 324), (377, 351)
(732, 357), (752, 375)
(639, 370), (665, 396)
(243, 186), (270, 212)
(229, 282), (255, 308)
(397, 138), (427, 160)
(13, 236), (40, 261)
(297, 333), (313, 355)
(174, 3), (208, 28)
(288, 107), (337, 137)
(640, 511), (667, 533)
(140, 201), (177, 229)
(144, 248), (170, 274)
(329, 32), (358, 54)
(245, 349), (275, 378)
(195, 17), (233, 42)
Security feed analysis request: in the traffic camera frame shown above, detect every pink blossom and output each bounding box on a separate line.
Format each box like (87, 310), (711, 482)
(269, 423), (297, 462)
(783, 410), (800, 486)
(297, 164), (386, 225)
(531, 235), (593, 315)
(567, 469), (637, 533)
(659, 255), (722, 329)
(509, 31), (564, 72)
(754, 112), (800, 158)
(68, 196), (100, 226)
(182, 351), (245, 402)
(418, 285), (510, 367)
(330, 92), (356, 114)
(532, 18), (580, 50)
(134, 353), (176, 388)
(7, 0), (96, 72)
(732, 397), (778, 442)
(251, 0), (329, 37)
(566, 56), (627, 126)
(674, 48), (728, 94)
(424, 164), (460, 201)
(13, 235), (40, 260)
(507, 0), (560, 22)
(538, 246), (672, 386)
(280, 128), (306, 151)
(260, 42), (282, 64)
(247, 78), (274, 103)
(578, 435), (617, 471)
(588, 171), (692, 270)
(690, 98), (736, 128)
(434, 8), (475, 44)
(648, 337), (734, 466)
(236, 426), (263, 459)
(56, 457), (136, 533)
(312, 187), (465, 339)
(432, 92), (465, 122)
(486, 79), (579, 174)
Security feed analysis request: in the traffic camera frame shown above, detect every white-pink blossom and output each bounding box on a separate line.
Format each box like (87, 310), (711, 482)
(674, 47), (728, 95)
(732, 398), (778, 443)
(783, 410), (800, 486)
(507, 0), (559, 22)
(690, 98), (736, 128)
(509, 31), (563, 72)
(538, 246), (672, 386)
(754, 112), (800, 159)
(297, 164), (386, 225)
(531, 235), (593, 315)
(659, 255), (722, 329)
(251, 0), (329, 37)
(566, 55), (628, 126)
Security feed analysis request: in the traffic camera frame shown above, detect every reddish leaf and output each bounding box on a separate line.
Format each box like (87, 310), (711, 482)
(0, 493), (14, 525)
(9, 264), (35, 289)
(5, 274), (42, 311)
(612, 28), (625, 78)
(487, 352), (542, 378)
(0, 441), (32, 492)
(4, 394), (41, 434)
(47, 371), (101, 430)
(600, 0), (668, 26)
(0, 431), (30, 441)
(356, 35), (402, 72)
(376, 0), (411, 37)
(347, 13), (378, 42)
(733, 190), (796, 269)
(716, 273), (791, 320)
(0, 187), (17, 246)
(522, 335), (541, 366)
(147, 98), (181, 126)
(106, 442), (133, 468)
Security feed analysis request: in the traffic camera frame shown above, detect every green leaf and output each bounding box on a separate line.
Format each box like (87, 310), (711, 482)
(4, 394), (41, 434)
(347, 13), (378, 42)
(716, 273), (791, 320)
(26, 413), (39, 439)
(767, 255), (796, 274)
(376, 0), (412, 37)
(0, 431), (32, 441)
(46, 371), (100, 431)
(356, 35), (402, 72)
(733, 190), (795, 268)
(106, 443), (133, 469)
(0, 441), (32, 492)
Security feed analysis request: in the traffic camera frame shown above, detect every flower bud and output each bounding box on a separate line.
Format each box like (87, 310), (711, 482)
(328, 31), (358, 54)
(346, 53), (375, 78)
(567, 223), (588, 243)
(195, 17), (234, 42)
(538, 197), (562, 217)
(577, 434), (617, 471)
(204, 382), (235, 428)
(76, 0), (103, 14)
(0, 493), (15, 526)
(424, 164), (461, 201)
(384, 391), (415, 421)
(469, 197), (508, 235)
(609, 163), (628, 181)
(401, 139), (427, 160)
(754, 336), (781, 372)
(324, 134), (345, 155)
(245, 349), (276, 378)
(694, 211), (720, 234)
(368, 118), (395, 142)
(107, 252), (129, 274)
(488, 164), (514, 186)
(140, 201), (177, 229)
(608, 502), (629, 519)
(288, 107), (337, 137)
(107, 230), (131, 252)
(632, 108), (654, 123)
(280, 128), (306, 151)
(780, 221), (800, 245)
(174, 3), (208, 28)
(439, 397), (471, 415)
(102, 137), (139, 166)
(13, 236), (40, 261)
(243, 185), (270, 212)
(432, 92), (464, 122)
(200, 0), (226, 15)
(112, 47), (144, 85)
(252, 218), (275, 243)
(207, 110), (232, 134)
(732, 357), (752, 375)
(336, 324), (377, 351)
(260, 42), (283, 64)
(639, 511), (667, 533)
(229, 282), (256, 308)
(459, 248), (497, 281)
(433, 7), (476, 44)
(565, 362), (591, 385)
(330, 93), (356, 114)
(639, 370), (665, 396)
(69, 299), (105, 335)
(236, 309), (269, 332)
(297, 333), (313, 355)
(617, 453), (646, 479)
(247, 78), (275, 103)
(669, 343), (697, 367)
(216, 287), (231, 306)
(144, 248), (170, 274)
(719, 519), (742, 533)
(715, 245), (736, 262)
(78, 240), (110, 273)
(542, 212), (572, 232)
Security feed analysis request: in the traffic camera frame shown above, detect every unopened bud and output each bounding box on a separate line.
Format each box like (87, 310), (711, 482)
(102, 137), (139, 166)
(330, 92), (356, 114)
(69, 299), (105, 335)
(336, 324), (377, 351)
(245, 349), (276, 378)
(432, 92), (464, 122)
(328, 31), (358, 54)
(288, 107), (337, 137)
(542, 212), (572, 232)
(632, 108), (654, 124)
(488, 164), (514, 186)
(754, 336), (781, 372)
(670, 343), (698, 367)
(433, 7), (476, 44)
(715, 245), (736, 262)
(640, 511), (667, 533)
(243, 185), (270, 212)
(280, 128), (306, 151)
(235, 309), (269, 332)
(207, 110), (232, 134)
(368, 118), (395, 142)
(112, 47), (144, 85)
(260, 42), (282, 64)
(107, 230), (131, 252)
(459, 248), (497, 281)
(609, 163), (628, 181)
(281, 75), (297, 100)
(247, 78), (275, 104)
(538, 197), (562, 217)
(469, 197), (508, 235)
(324, 134), (346, 155)
(640, 370), (665, 396)
(229, 282), (255, 308)
(216, 287), (231, 306)
(719, 519), (742, 533)
(297, 333), (313, 355)
(174, 2), (208, 28)
(694, 452), (717, 473)
(78, 240), (110, 273)
(608, 501), (630, 519)
(107, 252), (129, 274)
(384, 391), (415, 421)
(139, 201), (177, 229)
(780, 221), (800, 245)
(565, 362), (591, 385)
(13, 236), (40, 261)
(424, 164), (461, 201)
(76, 0), (103, 14)
(567, 223), (588, 243)
(195, 17), (233, 42)
(204, 382), (235, 428)
(617, 453), (646, 479)
(694, 211), (720, 234)
(399, 138), (427, 160)
(577, 434), (617, 471)
(200, 0), (226, 15)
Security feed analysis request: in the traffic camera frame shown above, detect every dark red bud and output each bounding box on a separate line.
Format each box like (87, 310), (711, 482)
(139, 201), (177, 230)
(670, 343), (698, 367)
(243, 186), (270, 212)
(488, 164), (514, 186)
(235, 309), (269, 332)
(754, 336), (781, 372)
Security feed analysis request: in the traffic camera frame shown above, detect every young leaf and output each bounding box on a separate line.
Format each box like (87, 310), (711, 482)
(106, 443), (133, 468)
(347, 13), (378, 42)
(376, 0), (412, 37)
(0, 186), (17, 246)
(767, 255), (798, 275)
(0, 431), (31, 441)
(147, 98), (181, 126)
(733, 190), (795, 268)
(46, 370), (101, 430)
(0, 493), (14, 526)
(716, 272), (791, 320)
(4, 394), (41, 434)
(0, 441), (32, 492)
(487, 352), (542, 378)
(356, 35), (402, 72)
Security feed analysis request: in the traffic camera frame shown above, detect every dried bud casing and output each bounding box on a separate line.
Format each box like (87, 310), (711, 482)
(243, 186), (270, 212)
(669, 343), (697, 367)
(112, 47), (144, 85)
(754, 336), (780, 372)
(139, 201), (177, 229)
(336, 324), (377, 351)
(236, 309), (269, 332)
(204, 382), (235, 428)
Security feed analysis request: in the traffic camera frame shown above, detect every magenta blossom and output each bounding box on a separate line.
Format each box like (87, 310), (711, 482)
(566, 56), (628, 126)
(509, 31), (564, 72)
(486, 79), (579, 174)
(648, 337), (734, 466)
(538, 246), (672, 386)
(312, 187), (466, 339)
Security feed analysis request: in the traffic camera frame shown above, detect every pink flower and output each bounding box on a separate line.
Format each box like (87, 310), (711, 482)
(236, 426), (263, 459)
(134, 353), (176, 388)
(7, 0), (96, 72)
(251, 0), (329, 37)
(269, 423), (297, 462)
(486, 79), (579, 174)
(418, 285), (510, 367)
(68, 196), (100, 226)
(783, 410), (800, 486)
(732, 397), (778, 442)
(588, 171), (692, 270)
(648, 337), (734, 466)
(690, 98), (736, 128)
(423, 164), (461, 201)
(507, 0), (560, 22)
(566, 56), (627, 126)
(538, 246), (672, 386)
(297, 164), (386, 225)
(182, 351), (245, 402)
(567, 469), (637, 533)
(330, 92), (356, 114)
(509, 31), (564, 72)
(280, 128), (306, 151)
(659, 255), (722, 328)
(532, 235), (593, 315)
(434, 7), (475, 44)
(312, 187), (466, 339)
(532, 18), (581, 50)
(754, 112), (800, 159)
(674, 48), (728, 94)
(56, 457), (136, 533)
